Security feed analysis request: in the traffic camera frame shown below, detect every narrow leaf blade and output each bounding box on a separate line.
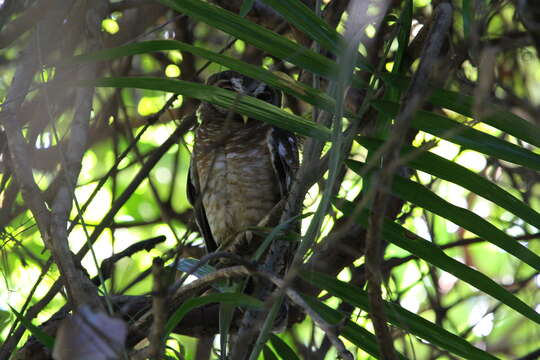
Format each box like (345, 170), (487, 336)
(302, 273), (499, 360)
(337, 198), (540, 327)
(85, 77), (331, 141)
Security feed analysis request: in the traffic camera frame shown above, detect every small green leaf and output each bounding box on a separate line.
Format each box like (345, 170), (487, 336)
(269, 334), (300, 360)
(394, 0), (413, 73)
(251, 213), (305, 262)
(463, 0), (472, 40)
(263, 345), (279, 360)
(164, 293), (262, 338)
(248, 294), (286, 360)
(219, 302), (235, 359)
(9, 305), (55, 350)
(175, 257), (216, 278)
(175, 258), (232, 292)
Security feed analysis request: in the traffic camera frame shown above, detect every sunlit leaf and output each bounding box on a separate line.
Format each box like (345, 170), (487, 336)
(371, 99), (540, 171)
(302, 272), (499, 360)
(269, 334), (300, 360)
(356, 136), (540, 229)
(263, 345), (279, 360)
(347, 160), (540, 273)
(84, 77), (331, 141)
(381, 73), (540, 148)
(69, 40), (339, 116)
(336, 198), (540, 327)
(157, 0), (339, 79)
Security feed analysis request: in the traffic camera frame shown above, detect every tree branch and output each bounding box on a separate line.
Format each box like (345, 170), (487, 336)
(364, 3), (453, 359)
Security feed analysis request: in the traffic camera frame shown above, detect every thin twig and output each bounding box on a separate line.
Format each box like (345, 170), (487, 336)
(96, 236), (167, 283)
(44, 0), (110, 311)
(0, 0), (52, 49)
(0, 1), (105, 310)
(149, 258), (167, 359)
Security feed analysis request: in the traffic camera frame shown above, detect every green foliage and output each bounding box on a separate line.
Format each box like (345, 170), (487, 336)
(2, 0), (540, 359)
(8, 306), (55, 350)
(164, 293), (262, 338)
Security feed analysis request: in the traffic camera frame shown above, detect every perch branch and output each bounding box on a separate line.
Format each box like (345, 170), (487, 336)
(149, 258), (167, 359)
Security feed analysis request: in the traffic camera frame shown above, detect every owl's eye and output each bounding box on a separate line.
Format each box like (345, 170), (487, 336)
(214, 79), (234, 91)
(220, 84), (234, 91)
(257, 91), (274, 103)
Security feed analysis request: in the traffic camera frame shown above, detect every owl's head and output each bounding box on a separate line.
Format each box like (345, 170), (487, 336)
(198, 70), (282, 125)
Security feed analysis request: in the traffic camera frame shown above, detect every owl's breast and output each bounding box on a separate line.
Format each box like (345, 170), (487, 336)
(194, 127), (280, 251)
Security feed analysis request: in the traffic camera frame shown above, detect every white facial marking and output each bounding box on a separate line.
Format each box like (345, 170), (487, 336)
(230, 78), (244, 93)
(278, 142), (287, 156)
(253, 82), (267, 96)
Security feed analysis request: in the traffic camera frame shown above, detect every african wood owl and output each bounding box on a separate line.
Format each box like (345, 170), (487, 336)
(187, 70), (299, 263)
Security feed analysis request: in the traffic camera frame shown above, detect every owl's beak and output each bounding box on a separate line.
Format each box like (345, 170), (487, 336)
(242, 114), (249, 125)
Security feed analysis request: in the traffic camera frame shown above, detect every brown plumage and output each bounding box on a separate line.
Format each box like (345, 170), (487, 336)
(187, 71), (299, 261)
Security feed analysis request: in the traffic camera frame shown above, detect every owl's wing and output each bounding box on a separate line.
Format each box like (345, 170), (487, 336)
(267, 127), (299, 197)
(267, 126), (300, 277)
(187, 161), (218, 253)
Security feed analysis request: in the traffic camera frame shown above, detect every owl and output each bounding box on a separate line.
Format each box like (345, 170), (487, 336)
(187, 70), (299, 263)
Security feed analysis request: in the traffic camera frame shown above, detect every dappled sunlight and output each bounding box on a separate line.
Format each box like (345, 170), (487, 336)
(1, 0), (540, 358)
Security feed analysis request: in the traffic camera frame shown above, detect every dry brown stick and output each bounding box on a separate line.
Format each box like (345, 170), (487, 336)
(0, 31), (50, 251)
(0, 0), (52, 49)
(45, 0), (109, 311)
(119, 107), (184, 243)
(3, 113), (195, 359)
(149, 258), (167, 359)
(0, 4), (99, 353)
(76, 115), (195, 260)
(97, 236), (167, 282)
(0, 1), (103, 309)
(67, 94), (179, 235)
(195, 336), (214, 360)
(363, 3), (453, 360)
(129, 346), (152, 360)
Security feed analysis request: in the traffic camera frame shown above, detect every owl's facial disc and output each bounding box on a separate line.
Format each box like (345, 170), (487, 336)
(205, 72), (281, 125)
(214, 77), (276, 102)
